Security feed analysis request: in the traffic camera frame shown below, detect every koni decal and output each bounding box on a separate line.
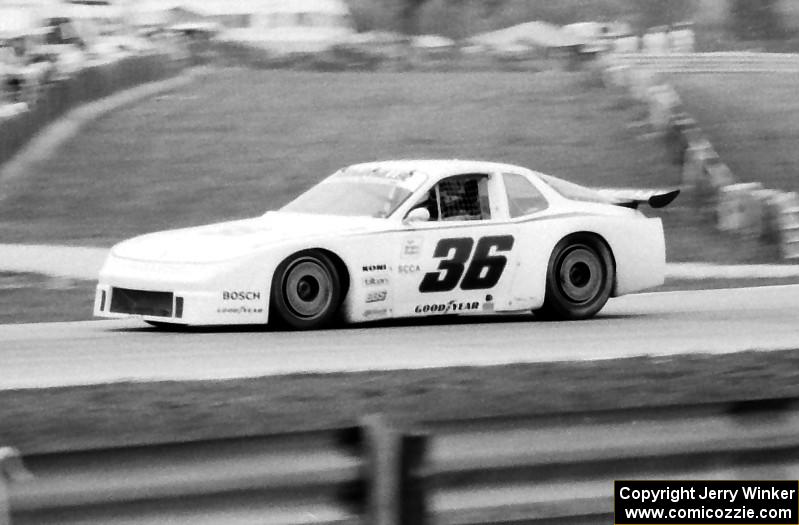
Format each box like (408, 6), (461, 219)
(362, 264), (388, 272)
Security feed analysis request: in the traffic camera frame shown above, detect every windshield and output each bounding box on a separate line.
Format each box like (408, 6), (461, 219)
(280, 166), (428, 218)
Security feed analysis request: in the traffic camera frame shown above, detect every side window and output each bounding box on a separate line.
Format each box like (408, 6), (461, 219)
(437, 174), (491, 221)
(406, 174), (492, 222)
(503, 173), (548, 218)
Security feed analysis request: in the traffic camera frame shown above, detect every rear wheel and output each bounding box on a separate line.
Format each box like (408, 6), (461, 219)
(270, 251), (342, 330)
(535, 234), (614, 320)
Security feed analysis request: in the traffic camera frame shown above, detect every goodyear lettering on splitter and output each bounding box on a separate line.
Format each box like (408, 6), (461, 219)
(217, 306), (264, 314)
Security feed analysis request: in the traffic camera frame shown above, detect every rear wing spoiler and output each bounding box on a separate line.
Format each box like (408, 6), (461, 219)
(596, 188), (680, 209)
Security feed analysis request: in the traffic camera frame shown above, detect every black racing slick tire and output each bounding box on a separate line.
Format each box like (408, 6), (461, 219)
(535, 233), (614, 321)
(270, 251), (342, 330)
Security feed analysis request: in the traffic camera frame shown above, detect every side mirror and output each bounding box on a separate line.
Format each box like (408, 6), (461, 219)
(404, 207), (431, 224)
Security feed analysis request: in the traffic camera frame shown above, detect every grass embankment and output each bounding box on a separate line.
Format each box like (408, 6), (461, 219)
(0, 69), (742, 255)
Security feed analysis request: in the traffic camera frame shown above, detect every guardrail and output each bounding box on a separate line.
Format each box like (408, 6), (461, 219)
(3, 399), (799, 524)
(609, 52), (799, 73)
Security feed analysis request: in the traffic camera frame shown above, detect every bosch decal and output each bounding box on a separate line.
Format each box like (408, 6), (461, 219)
(222, 291), (261, 300)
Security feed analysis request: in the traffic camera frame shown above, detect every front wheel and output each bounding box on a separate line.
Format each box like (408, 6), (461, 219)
(535, 234), (614, 321)
(270, 251), (342, 330)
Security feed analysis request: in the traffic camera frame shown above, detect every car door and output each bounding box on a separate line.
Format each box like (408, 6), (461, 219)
(392, 172), (521, 317)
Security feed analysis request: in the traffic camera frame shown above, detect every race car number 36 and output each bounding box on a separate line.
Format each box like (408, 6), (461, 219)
(419, 235), (514, 292)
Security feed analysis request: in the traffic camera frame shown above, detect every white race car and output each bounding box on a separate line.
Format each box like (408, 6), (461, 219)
(94, 160), (678, 329)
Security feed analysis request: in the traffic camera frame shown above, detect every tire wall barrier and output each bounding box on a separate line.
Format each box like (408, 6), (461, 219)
(0, 54), (182, 169)
(602, 54), (799, 260)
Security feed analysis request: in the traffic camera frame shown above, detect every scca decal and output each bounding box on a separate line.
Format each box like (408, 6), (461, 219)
(419, 235), (514, 293)
(398, 264), (420, 274)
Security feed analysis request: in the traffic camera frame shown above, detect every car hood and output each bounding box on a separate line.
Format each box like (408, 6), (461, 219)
(111, 211), (389, 263)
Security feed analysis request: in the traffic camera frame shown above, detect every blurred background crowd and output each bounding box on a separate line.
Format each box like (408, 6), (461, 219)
(2, 0), (798, 115)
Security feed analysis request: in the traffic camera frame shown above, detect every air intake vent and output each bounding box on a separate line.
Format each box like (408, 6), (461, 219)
(110, 288), (173, 317)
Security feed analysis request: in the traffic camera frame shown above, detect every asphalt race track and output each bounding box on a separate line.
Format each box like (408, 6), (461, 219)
(1, 285), (797, 390)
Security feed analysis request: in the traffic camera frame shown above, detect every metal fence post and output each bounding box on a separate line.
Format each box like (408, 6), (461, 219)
(0, 447), (32, 525)
(363, 414), (400, 525)
(399, 432), (429, 525)
(361, 416), (430, 525)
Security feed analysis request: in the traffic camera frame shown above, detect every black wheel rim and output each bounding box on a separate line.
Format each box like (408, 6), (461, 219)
(283, 258), (333, 319)
(556, 245), (604, 304)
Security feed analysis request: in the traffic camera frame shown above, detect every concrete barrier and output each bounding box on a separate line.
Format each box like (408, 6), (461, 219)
(677, 115), (704, 147)
(681, 140), (719, 190)
(613, 35), (640, 54)
(670, 27), (696, 53)
(772, 192), (799, 259)
(642, 29), (669, 54)
(755, 189), (783, 243)
(716, 183), (764, 236)
(602, 64), (630, 88)
(628, 68), (658, 101)
(665, 113), (699, 165)
(646, 84), (682, 132)
(703, 162), (736, 203)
